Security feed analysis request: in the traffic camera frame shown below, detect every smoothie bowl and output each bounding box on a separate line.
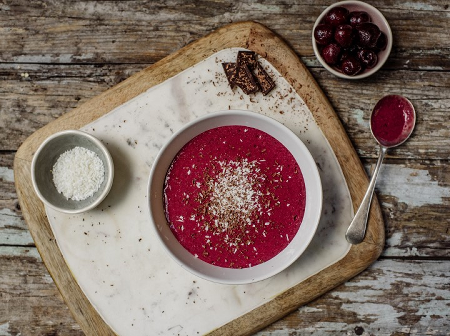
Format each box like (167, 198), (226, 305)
(148, 111), (322, 284)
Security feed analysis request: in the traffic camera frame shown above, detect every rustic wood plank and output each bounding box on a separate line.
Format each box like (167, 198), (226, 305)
(316, 69), (450, 159)
(259, 259), (450, 336)
(0, 201), (33, 247)
(2, 1), (449, 334)
(0, 246), (83, 336)
(0, 1), (448, 70)
(374, 159), (450, 258)
(0, 63), (146, 150)
(2, 246), (449, 336)
(1, 65), (450, 159)
(0, 153), (34, 246)
(0, 153), (16, 200)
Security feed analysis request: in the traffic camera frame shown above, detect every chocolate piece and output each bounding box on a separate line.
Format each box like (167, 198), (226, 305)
(222, 62), (237, 89)
(254, 63), (275, 96)
(237, 51), (257, 69)
(235, 64), (259, 95)
(222, 51), (274, 96)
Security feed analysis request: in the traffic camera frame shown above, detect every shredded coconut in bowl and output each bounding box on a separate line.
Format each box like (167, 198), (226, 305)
(52, 146), (105, 201)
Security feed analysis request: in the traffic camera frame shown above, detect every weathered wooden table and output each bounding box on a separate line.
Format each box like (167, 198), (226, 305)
(1, 1), (449, 335)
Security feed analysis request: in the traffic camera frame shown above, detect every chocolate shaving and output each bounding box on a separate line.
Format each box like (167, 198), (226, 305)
(254, 63), (275, 96)
(235, 64), (259, 95)
(222, 62), (237, 89)
(237, 51), (257, 69)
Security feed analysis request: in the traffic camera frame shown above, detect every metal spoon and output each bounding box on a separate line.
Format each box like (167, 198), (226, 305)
(345, 95), (416, 245)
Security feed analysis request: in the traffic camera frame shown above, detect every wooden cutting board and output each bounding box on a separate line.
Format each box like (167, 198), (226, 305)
(14, 21), (384, 336)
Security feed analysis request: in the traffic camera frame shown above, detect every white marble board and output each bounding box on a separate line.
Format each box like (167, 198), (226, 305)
(45, 48), (353, 336)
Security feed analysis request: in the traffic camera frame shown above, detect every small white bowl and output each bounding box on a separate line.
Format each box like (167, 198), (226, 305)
(312, 0), (392, 79)
(148, 111), (323, 284)
(31, 130), (114, 214)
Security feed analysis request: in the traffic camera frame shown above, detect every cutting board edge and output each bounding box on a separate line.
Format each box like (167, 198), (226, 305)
(14, 21), (384, 336)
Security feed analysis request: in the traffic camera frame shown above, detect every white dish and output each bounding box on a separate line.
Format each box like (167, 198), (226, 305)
(148, 110), (323, 284)
(31, 130), (114, 214)
(312, 0), (393, 79)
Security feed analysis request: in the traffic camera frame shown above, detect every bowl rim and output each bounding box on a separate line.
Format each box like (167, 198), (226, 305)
(31, 129), (114, 214)
(147, 110), (323, 284)
(312, 0), (393, 79)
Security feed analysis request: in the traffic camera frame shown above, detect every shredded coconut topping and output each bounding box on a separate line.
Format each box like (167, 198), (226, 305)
(52, 146), (105, 201)
(201, 158), (263, 232)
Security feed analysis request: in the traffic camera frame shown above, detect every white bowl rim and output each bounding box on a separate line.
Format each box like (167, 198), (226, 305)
(312, 0), (393, 79)
(31, 129), (114, 214)
(147, 110), (323, 284)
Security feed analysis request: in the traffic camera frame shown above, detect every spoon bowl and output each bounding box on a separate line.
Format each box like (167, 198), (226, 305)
(370, 95), (416, 148)
(345, 95), (415, 244)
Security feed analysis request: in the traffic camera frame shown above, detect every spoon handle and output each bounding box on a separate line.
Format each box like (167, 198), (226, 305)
(346, 146), (387, 244)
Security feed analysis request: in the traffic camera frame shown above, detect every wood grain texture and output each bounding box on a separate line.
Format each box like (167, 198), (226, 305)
(260, 259), (450, 336)
(1, 247), (449, 336)
(13, 22), (384, 336)
(0, 246), (83, 336)
(0, 1), (448, 70)
(2, 0), (449, 335)
(2, 65), (449, 159)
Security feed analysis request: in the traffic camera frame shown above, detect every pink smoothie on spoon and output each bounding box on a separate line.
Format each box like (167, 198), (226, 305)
(370, 95), (415, 147)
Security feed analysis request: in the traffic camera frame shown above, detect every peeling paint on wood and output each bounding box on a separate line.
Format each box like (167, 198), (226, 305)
(0, 208), (34, 246)
(1, 248), (448, 335)
(0, 246), (83, 336)
(377, 166), (450, 207)
(257, 260), (450, 335)
(1, 0), (449, 334)
(0, 167), (14, 183)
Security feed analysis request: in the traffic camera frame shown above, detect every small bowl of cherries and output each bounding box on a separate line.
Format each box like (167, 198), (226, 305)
(312, 0), (392, 79)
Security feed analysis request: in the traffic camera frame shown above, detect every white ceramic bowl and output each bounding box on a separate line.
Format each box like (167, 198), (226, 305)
(31, 130), (114, 214)
(312, 0), (392, 79)
(148, 111), (322, 284)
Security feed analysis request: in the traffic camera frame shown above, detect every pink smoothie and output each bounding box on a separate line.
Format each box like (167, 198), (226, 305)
(370, 95), (415, 147)
(164, 125), (306, 269)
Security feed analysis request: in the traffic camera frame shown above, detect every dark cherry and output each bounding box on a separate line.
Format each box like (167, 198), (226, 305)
(341, 55), (362, 75)
(356, 22), (381, 48)
(349, 11), (371, 27)
(334, 24), (355, 48)
(345, 44), (359, 53)
(375, 31), (388, 51)
(357, 49), (378, 68)
(339, 50), (353, 63)
(325, 6), (349, 27)
(314, 24), (334, 45)
(321, 43), (342, 65)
